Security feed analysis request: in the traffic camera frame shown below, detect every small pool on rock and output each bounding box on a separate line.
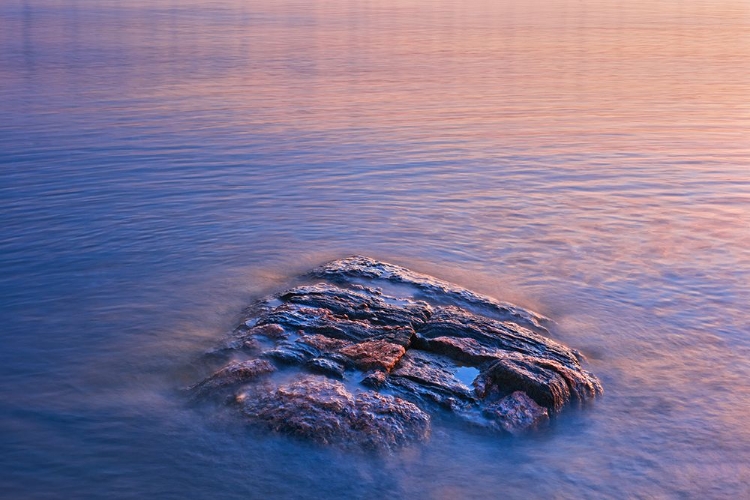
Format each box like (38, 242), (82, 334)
(454, 366), (480, 387)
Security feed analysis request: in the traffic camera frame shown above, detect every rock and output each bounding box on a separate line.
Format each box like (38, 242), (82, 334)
(483, 391), (549, 434)
(247, 323), (287, 339)
(339, 340), (406, 372)
(262, 340), (320, 365)
(389, 350), (476, 409)
(474, 353), (602, 414)
(280, 284), (432, 328)
(238, 376), (430, 450)
(306, 357), (346, 379)
(361, 370), (388, 389)
(417, 306), (579, 367)
(310, 256), (549, 332)
(257, 303), (415, 345)
(297, 333), (352, 353)
(413, 335), (502, 365)
(191, 359), (276, 396)
(191, 256), (602, 448)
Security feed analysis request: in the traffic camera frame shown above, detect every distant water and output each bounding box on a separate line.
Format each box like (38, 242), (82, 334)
(1, 0), (749, 498)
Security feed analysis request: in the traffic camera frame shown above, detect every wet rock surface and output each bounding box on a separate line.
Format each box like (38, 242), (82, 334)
(238, 376), (431, 449)
(191, 256), (602, 450)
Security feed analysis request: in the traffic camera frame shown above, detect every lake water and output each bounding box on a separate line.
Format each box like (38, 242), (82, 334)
(1, 0), (749, 498)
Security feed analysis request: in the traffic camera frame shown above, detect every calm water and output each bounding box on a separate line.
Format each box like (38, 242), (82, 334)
(1, 0), (749, 498)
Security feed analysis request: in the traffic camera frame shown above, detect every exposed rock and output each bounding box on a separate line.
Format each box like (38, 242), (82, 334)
(280, 284), (432, 328)
(247, 323), (287, 339)
(474, 353), (602, 414)
(483, 391), (549, 434)
(297, 333), (352, 353)
(417, 306), (579, 366)
(191, 359), (276, 395)
(191, 256), (602, 449)
(389, 350), (476, 409)
(262, 340), (320, 365)
(361, 370), (388, 389)
(257, 302), (415, 345)
(306, 357), (346, 379)
(339, 340), (406, 372)
(310, 255), (548, 332)
(238, 376), (430, 450)
(413, 335), (502, 365)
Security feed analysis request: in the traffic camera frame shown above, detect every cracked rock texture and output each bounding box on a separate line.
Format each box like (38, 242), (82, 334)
(192, 256), (602, 450)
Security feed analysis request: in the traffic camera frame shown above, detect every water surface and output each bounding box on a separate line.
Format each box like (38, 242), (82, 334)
(1, 0), (749, 498)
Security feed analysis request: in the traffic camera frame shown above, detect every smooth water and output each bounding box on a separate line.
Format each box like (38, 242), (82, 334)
(1, 0), (749, 498)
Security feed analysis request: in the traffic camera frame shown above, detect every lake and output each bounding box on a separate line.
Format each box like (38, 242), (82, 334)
(1, 0), (749, 498)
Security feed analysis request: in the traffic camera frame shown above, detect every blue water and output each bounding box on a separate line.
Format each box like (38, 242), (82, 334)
(2, 0), (749, 498)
